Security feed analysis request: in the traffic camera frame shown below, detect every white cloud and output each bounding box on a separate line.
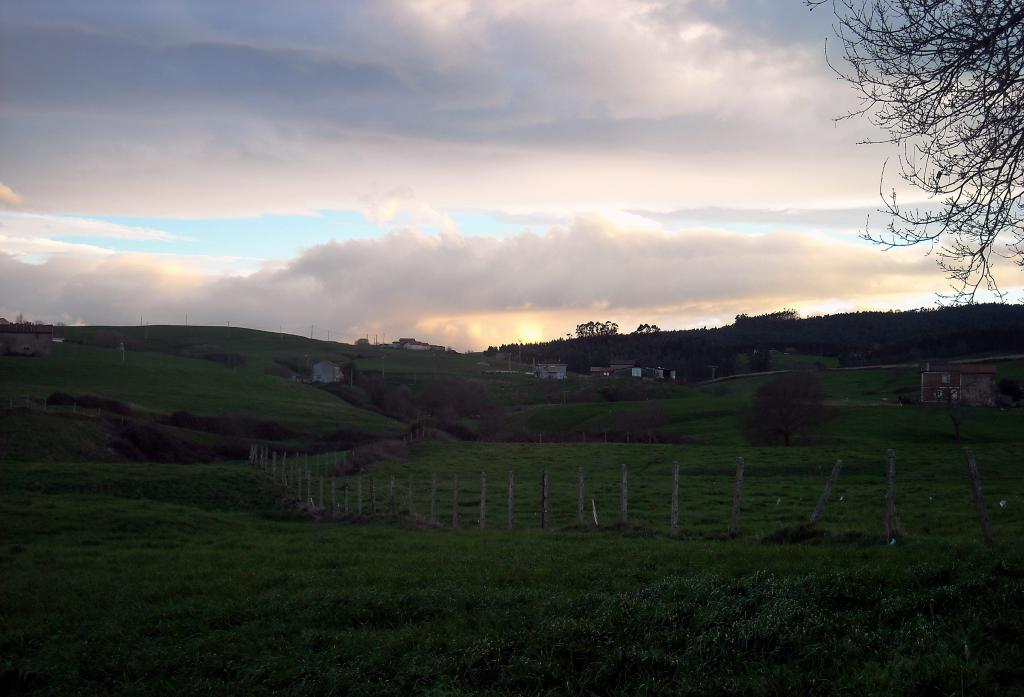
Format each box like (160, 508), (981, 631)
(0, 0), (893, 217)
(0, 212), (178, 241)
(0, 216), (955, 349)
(0, 181), (23, 206)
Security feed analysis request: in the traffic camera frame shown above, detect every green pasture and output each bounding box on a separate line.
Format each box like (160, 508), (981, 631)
(2, 454), (1023, 696)
(329, 440), (1024, 542)
(4, 327), (1024, 693)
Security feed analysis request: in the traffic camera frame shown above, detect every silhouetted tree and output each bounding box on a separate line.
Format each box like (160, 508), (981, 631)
(743, 372), (826, 446)
(633, 323), (661, 334)
(575, 320), (619, 338)
(814, 0), (1024, 300)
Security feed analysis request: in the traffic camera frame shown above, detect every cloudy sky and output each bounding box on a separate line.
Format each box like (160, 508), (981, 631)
(0, 0), (1005, 348)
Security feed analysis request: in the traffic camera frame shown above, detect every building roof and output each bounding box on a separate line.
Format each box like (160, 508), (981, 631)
(958, 363), (997, 374)
(922, 363), (996, 374)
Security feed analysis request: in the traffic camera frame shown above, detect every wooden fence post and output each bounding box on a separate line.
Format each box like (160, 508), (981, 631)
(295, 467), (302, 499)
(577, 466), (585, 525)
(964, 447), (994, 546)
(319, 477), (324, 510)
(407, 476), (415, 516)
(884, 449), (904, 541)
(507, 471), (514, 530)
(370, 477), (376, 514)
(281, 452), (287, 483)
(344, 481), (350, 514)
(541, 470), (549, 529)
(809, 459), (844, 526)
(479, 471), (486, 529)
(430, 473), (438, 523)
(671, 461), (680, 534)
(729, 457), (745, 538)
(389, 476), (397, 516)
(452, 475), (460, 528)
(619, 464), (628, 524)
(357, 477), (363, 515)
(331, 479), (337, 516)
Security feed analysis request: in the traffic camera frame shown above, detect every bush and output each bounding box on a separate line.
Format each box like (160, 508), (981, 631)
(340, 440), (410, 474)
(165, 411), (295, 440)
(47, 392), (132, 415)
(997, 378), (1022, 402)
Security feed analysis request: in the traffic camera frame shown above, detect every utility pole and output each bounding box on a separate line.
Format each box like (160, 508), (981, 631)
(310, 325), (314, 340)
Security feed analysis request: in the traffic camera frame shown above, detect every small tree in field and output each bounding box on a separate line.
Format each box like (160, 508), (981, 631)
(743, 372), (826, 446)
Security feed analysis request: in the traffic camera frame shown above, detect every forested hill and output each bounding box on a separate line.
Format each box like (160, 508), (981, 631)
(498, 304), (1024, 381)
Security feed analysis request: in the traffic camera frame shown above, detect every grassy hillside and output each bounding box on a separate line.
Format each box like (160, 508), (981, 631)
(0, 342), (398, 433)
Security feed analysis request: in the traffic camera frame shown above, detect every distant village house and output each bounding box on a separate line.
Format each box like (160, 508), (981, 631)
(311, 360), (343, 384)
(535, 363), (567, 380)
(920, 363), (996, 406)
(0, 320), (54, 357)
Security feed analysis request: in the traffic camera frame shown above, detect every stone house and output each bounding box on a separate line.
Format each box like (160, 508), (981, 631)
(920, 363), (996, 406)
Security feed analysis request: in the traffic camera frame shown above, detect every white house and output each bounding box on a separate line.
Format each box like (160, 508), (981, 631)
(311, 360), (342, 383)
(535, 363), (568, 380)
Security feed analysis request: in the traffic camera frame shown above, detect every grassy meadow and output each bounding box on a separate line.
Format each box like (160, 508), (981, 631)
(2, 327), (1024, 695)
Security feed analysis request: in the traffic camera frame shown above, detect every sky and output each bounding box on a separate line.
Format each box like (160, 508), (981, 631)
(0, 0), (1013, 349)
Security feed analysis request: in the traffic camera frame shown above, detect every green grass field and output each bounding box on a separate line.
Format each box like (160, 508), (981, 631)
(3, 328), (1024, 694)
(3, 449), (1023, 696)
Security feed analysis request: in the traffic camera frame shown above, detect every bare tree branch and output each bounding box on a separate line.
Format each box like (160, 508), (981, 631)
(811, 0), (1024, 302)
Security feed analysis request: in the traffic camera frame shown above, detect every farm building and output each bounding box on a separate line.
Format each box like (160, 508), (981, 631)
(395, 337), (431, 351)
(0, 322), (54, 356)
(590, 362), (676, 381)
(535, 363), (568, 380)
(311, 360), (343, 384)
(920, 363), (996, 406)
